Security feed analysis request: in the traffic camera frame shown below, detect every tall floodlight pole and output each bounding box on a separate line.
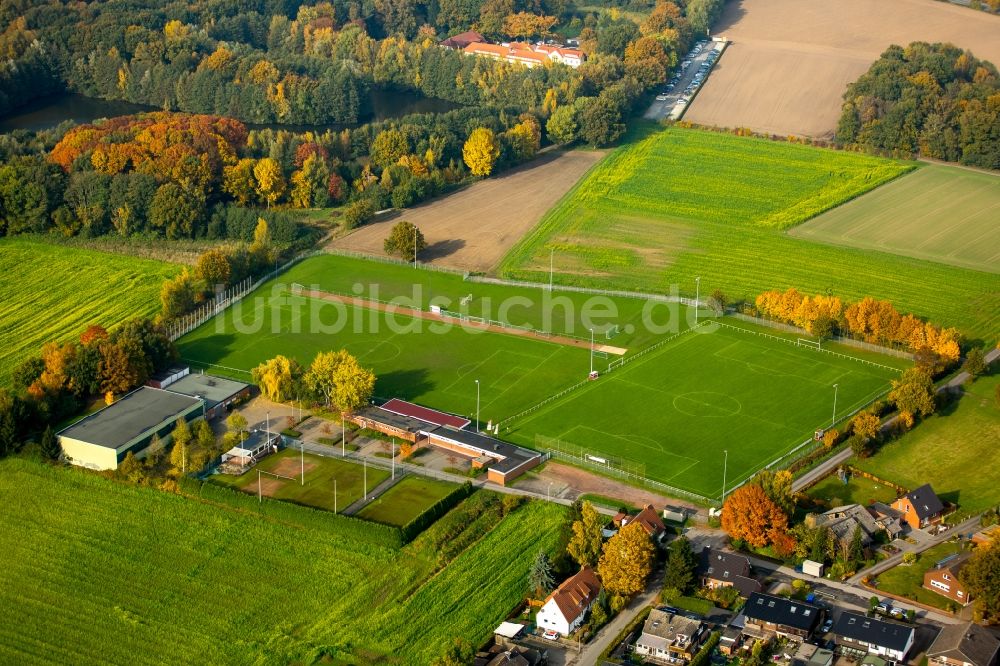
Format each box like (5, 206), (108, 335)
(695, 276), (701, 325)
(549, 247), (554, 292)
(476, 379), (481, 433)
(413, 226), (418, 268)
(258, 469), (262, 503)
(341, 413), (345, 457)
(722, 449), (728, 504)
(832, 383), (839, 428)
(364, 458), (368, 500)
(391, 438), (396, 480)
(334, 479), (337, 513)
(590, 329), (595, 375)
(300, 440), (304, 485)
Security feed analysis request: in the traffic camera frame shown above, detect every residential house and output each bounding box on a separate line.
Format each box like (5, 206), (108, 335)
(474, 644), (546, 666)
(699, 547), (762, 597)
(892, 484), (945, 529)
(831, 611), (914, 663)
(440, 30), (484, 50)
(743, 593), (822, 641)
(792, 642), (834, 666)
(869, 503), (906, 540)
(536, 567), (601, 637)
(718, 626), (744, 656)
(621, 504), (667, 540)
(923, 551), (973, 606)
(810, 503), (884, 549)
(927, 622), (1000, 666)
(634, 609), (706, 664)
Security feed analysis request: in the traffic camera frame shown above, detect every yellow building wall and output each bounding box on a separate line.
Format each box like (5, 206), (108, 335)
(59, 437), (119, 471)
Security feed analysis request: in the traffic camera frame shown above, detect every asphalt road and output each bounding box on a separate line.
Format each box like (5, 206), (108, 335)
(644, 41), (725, 121)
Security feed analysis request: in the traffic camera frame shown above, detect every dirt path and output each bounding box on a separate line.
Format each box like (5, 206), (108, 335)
(686, 0), (1000, 138)
(326, 148), (606, 273)
(518, 461), (706, 517)
(301, 288), (626, 355)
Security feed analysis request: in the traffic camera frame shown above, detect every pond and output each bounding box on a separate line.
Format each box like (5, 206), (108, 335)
(0, 89), (459, 134)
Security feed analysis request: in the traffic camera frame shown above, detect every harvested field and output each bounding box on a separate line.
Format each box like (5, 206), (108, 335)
(686, 0), (1000, 138)
(327, 148), (605, 272)
(790, 163), (1000, 273)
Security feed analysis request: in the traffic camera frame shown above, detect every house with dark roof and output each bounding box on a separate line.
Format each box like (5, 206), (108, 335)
(927, 621), (1000, 666)
(699, 547), (762, 597)
(619, 504), (666, 540)
(831, 611), (914, 663)
(536, 567), (601, 637)
(635, 609), (706, 664)
(892, 484), (945, 529)
(743, 593), (822, 640)
(923, 551), (973, 606)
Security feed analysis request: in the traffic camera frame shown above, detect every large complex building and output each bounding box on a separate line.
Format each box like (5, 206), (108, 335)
(348, 399), (542, 485)
(57, 387), (204, 471)
(454, 39), (584, 68)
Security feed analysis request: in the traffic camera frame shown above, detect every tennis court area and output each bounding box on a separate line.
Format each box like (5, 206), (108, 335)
(505, 322), (900, 499)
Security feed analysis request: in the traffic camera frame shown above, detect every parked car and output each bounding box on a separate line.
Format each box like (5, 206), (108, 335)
(821, 619), (834, 634)
(543, 629), (559, 641)
(890, 608), (907, 620)
(656, 94), (668, 101)
(876, 601), (893, 615)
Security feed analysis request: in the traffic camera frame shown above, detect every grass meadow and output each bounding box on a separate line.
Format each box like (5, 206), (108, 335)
(357, 475), (458, 526)
(0, 458), (566, 664)
(211, 448), (390, 512)
(0, 237), (179, 386)
(875, 540), (967, 612)
(790, 164), (1000, 274)
(499, 127), (1000, 341)
(854, 372), (1000, 514)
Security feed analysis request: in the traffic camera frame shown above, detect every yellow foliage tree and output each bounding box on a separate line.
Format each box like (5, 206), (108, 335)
(251, 355), (302, 402)
(463, 127), (500, 177)
(598, 522), (655, 599)
(253, 157), (285, 208)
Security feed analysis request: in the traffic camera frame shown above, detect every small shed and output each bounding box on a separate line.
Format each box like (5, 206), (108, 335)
(663, 505), (686, 523)
(494, 621), (525, 647)
(802, 559), (824, 577)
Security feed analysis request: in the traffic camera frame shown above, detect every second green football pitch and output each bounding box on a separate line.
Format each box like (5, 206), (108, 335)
(503, 321), (900, 500)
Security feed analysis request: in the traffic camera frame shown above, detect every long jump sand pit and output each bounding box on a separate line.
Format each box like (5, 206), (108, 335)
(686, 0), (1000, 138)
(327, 149), (605, 272)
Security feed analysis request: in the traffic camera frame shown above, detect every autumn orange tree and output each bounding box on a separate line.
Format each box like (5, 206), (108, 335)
(721, 483), (792, 550)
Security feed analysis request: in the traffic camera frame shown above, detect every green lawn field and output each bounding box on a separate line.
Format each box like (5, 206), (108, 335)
(177, 267), (597, 425)
(805, 472), (899, 508)
(499, 127), (1000, 341)
(211, 448), (389, 512)
(854, 373), (1000, 514)
(789, 164), (1000, 273)
(0, 458), (566, 664)
(357, 475), (458, 525)
(504, 321), (900, 500)
(0, 237), (180, 386)
(875, 540), (967, 612)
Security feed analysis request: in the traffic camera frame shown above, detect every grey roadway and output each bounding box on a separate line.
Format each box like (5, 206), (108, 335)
(643, 42), (721, 121)
(793, 347), (1000, 493)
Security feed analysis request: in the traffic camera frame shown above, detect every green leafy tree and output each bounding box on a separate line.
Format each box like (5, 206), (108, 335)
(963, 347), (986, 378)
(578, 97), (625, 147)
(960, 540), (1000, 623)
(567, 501), (604, 567)
(529, 550), (555, 596)
(383, 220), (427, 259)
(889, 367), (937, 418)
(160, 269), (198, 321)
(546, 105), (578, 144)
(432, 638), (475, 666)
(226, 412), (249, 444)
(663, 536), (698, 595)
(370, 129), (409, 171)
(848, 524), (865, 566)
(40, 425), (60, 461)
(342, 199), (376, 229)
(169, 418), (193, 475)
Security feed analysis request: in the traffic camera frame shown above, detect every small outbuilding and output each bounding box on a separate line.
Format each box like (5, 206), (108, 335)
(58, 387), (204, 470)
(802, 559), (824, 577)
(165, 372), (251, 419)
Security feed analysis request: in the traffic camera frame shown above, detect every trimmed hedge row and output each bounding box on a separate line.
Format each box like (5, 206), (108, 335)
(690, 630), (721, 666)
(179, 477), (403, 549)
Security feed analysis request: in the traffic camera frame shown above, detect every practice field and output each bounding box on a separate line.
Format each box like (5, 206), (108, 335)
(177, 274), (595, 426)
(328, 149), (606, 272)
(0, 459), (566, 664)
(211, 448), (389, 512)
(685, 0), (1000, 138)
(790, 164), (1000, 273)
(0, 238), (179, 386)
(504, 321), (900, 500)
(357, 475), (458, 526)
(500, 127), (1000, 340)
(854, 373), (1000, 514)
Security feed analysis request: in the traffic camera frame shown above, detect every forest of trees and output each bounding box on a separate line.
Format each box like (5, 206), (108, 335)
(837, 42), (1000, 170)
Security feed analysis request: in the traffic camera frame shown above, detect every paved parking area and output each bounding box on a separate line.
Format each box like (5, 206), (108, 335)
(644, 40), (726, 121)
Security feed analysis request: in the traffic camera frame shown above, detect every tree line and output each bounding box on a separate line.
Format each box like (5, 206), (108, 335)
(837, 42), (1000, 170)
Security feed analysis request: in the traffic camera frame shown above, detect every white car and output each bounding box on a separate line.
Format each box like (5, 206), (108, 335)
(656, 94), (668, 101)
(543, 629), (559, 641)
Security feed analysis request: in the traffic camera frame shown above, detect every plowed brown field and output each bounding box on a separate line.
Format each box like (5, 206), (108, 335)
(686, 0), (1000, 138)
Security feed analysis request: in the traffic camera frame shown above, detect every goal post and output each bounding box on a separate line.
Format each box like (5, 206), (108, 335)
(796, 338), (821, 350)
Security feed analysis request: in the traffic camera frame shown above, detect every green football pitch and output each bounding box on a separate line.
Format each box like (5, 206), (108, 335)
(503, 321), (901, 500)
(179, 256), (904, 498)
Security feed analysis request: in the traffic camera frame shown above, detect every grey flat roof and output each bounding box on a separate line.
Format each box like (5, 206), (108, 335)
(430, 427), (540, 474)
(166, 373), (249, 408)
(58, 387), (202, 450)
(355, 406), (432, 434)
